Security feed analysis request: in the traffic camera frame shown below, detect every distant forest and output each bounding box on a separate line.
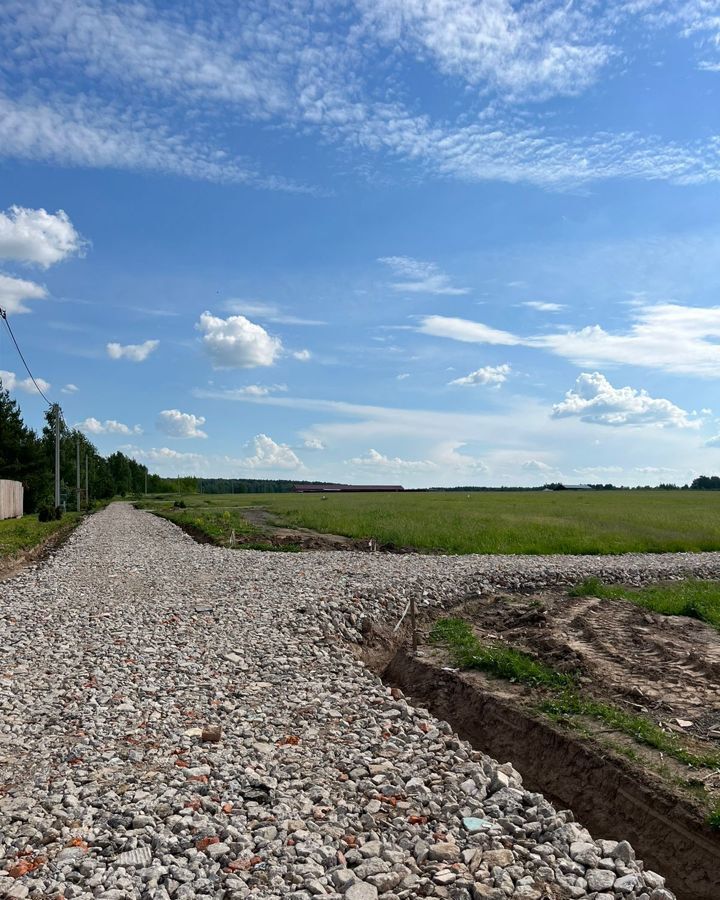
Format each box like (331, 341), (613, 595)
(3, 382), (720, 512)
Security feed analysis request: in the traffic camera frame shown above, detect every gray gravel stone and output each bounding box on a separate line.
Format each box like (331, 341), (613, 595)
(0, 503), (681, 899)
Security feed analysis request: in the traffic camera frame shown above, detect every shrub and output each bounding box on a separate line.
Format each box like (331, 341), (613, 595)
(173, 499), (187, 509)
(37, 504), (54, 523)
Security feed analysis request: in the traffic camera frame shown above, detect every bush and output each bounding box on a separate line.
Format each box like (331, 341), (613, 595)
(37, 504), (54, 522)
(173, 499), (187, 509)
(37, 504), (62, 522)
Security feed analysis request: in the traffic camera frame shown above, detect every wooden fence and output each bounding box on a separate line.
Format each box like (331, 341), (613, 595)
(0, 480), (23, 520)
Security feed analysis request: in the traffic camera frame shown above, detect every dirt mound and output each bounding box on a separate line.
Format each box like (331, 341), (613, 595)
(458, 592), (720, 743)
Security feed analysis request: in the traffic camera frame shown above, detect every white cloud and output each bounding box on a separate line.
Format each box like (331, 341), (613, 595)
(76, 417), (142, 435)
(125, 445), (205, 465)
(379, 256), (468, 295)
(522, 301), (565, 312)
(196, 312), (282, 369)
(552, 372), (697, 428)
(436, 442), (489, 472)
(397, 372), (410, 380)
(107, 339), (159, 362)
(0, 272), (47, 314)
(521, 459), (556, 473)
(574, 465), (623, 476)
(358, 0), (613, 101)
(0, 206), (86, 267)
(303, 437), (326, 450)
(236, 384), (287, 397)
(236, 434), (302, 470)
(157, 409), (207, 439)
(537, 304), (720, 377)
(0, 91), (307, 194)
(705, 435), (720, 447)
(61, 383), (78, 394)
(450, 364), (511, 387)
(224, 300), (326, 326)
(419, 315), (521, 345)
(421, 304), (720, 378)
(0, 369), (50, 395)
(293, 349), (312, 361)
(347, 448), (437, 471)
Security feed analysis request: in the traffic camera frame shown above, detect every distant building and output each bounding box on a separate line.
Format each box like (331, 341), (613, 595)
(292, 483), (404, 493)
(558, 484), (592, 491)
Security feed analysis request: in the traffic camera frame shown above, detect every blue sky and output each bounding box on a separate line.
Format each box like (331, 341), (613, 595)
(2, 1), (720, 487)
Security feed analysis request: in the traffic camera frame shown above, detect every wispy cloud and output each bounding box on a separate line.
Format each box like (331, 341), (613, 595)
(379, 256), (469, 295)
(419, 303), (720, 377)
(2, 1), (720, 192)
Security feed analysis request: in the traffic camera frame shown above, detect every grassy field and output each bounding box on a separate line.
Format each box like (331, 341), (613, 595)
(570, 577), (720, 629)
(143, 489), (720, 555)
(0, 512), (81, 557)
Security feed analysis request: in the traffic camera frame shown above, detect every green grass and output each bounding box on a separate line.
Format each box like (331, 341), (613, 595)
(430, 618), (574, 688)
(0, 512), (81, 557)
(570, 576), (720, 629)
(708, 804), (720, 831)
(145, 489), (720, 555)
(431, 615), (720, 771)
(138, 502), (261, 547)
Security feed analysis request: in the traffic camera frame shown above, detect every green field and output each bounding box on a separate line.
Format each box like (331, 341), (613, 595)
(139, 490), (720, 555)
(0, 513), (81, 558)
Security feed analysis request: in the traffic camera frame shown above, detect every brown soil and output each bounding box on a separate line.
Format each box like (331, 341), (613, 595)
(382, 646), (720, 900)
(363, 589), (720, 900)
(453, 592), (720, 745)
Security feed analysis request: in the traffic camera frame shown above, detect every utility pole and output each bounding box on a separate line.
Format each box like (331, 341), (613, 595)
(54, 404), (61, 510)
(145, 470), (148, 495)
(76, 435), (81, 512)
(85, 455), (89, 508)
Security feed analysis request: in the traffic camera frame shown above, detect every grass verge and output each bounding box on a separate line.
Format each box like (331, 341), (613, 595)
(569, 577), (720, 629)
(429, 618), (574, 689)
(430, 616), (720, 774)
(143, 504), (262, 547)
(0, 512), (81, 558)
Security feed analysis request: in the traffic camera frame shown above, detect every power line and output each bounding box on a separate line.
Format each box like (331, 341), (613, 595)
(0, 307), (53, 407)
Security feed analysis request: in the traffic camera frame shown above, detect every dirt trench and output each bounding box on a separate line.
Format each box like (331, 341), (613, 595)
(373, 637), (720, 900)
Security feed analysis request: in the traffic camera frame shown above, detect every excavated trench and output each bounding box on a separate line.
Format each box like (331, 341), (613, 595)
(379, 647), (720, 900)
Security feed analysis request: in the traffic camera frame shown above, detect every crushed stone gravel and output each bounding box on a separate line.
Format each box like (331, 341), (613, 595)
(0, 502), (706, 899)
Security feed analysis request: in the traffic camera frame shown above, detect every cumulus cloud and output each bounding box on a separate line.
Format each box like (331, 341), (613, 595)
(0, 272), (47, 314)
(552, 372), (697, 428)
(157, 409), (207, 439)
(106, 339), (159, 362)
(347, 448), (437, 471)
(0, 206), (86, 267)
(61, 383), (78, 394)
(236, 433), (302, 470)
(0, 369), (50, 395)
(124, 445), (205, 465)
(196, 312), (282, 368)
(379, 256), (468, 295)
(450, 364), (511, 387)
(293, 349), (312, 361)
(76, 417), (142, 435)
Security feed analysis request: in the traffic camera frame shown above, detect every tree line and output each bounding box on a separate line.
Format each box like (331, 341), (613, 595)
(0, 382), (168, 513)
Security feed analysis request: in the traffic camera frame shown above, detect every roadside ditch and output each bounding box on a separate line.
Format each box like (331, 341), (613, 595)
(365, 594), (720, 900)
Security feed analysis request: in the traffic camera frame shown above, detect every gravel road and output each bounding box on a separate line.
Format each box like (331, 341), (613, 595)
(0, 503), (703, 900)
